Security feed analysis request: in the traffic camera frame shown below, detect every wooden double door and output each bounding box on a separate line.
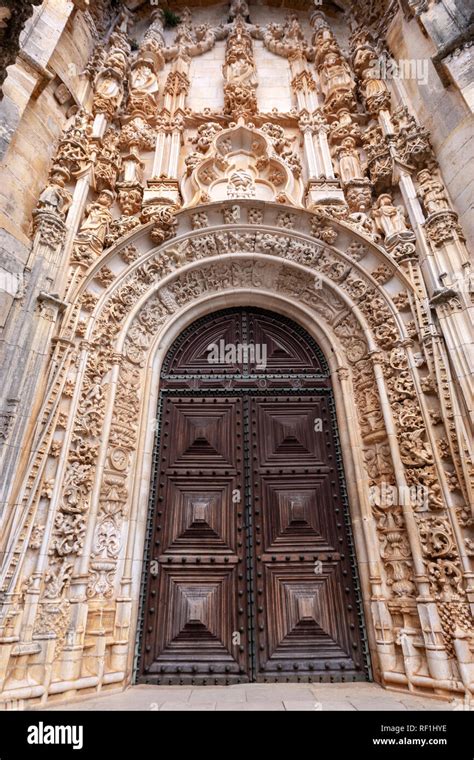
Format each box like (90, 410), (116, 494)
(138, 309), (368, 684)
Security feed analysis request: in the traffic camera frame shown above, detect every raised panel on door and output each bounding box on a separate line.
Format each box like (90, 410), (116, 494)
(140, 396), (249, 683)
(249, 395), (366, 681)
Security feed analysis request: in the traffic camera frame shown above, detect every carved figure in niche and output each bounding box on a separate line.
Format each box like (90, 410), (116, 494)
(284, 13), (305, 44)
(224, 29), (257, 87)
(330, 108), (360, 143)
(363, 73), (389, 99)
(319, 53), (353, 96)
(37, 168), (72, 219)
(129, 59), (159, 94)
(81, 374), (104, 415)
(417, 169), (450, 215)
(95, 66), (123, 101)
(337, 137), (364, 183)
(373, 193), (408, 238)
(78, 190), (115, 245)
(226, 48), (252, 81)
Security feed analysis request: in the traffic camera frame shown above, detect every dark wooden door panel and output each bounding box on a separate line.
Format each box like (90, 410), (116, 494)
(139, 309), (368, 685)
(258, 475), (338, 553)
(250, 396), (366, 681)
(159, 477), (238, 555)
(165, 399), (239, 470)
(147, 564), (246, 677)
(140, 395), (248, 682)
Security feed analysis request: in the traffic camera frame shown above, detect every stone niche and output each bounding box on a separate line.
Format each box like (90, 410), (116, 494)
(182, 121), (302, 206)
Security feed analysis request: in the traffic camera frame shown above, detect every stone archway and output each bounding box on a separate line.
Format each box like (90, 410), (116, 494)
(0, 208), (471, 704)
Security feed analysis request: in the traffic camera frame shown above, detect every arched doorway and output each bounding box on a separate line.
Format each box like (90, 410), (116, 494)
(138, 308), (370, 684)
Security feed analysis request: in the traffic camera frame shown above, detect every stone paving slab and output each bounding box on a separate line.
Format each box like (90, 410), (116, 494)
(188, 687), (247, 703)
(313, 702), (357, 711)
(217, 702), (285, 711)
(159, 702), (216, 711)
(243, 686), (316, 702)
(40, 682), (454, 712)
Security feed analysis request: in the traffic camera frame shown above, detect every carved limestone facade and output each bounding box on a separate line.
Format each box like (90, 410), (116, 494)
(0, 0), (472, 705)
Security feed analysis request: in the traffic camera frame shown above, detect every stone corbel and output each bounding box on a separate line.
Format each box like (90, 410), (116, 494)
(37, 291), (67, 313)
(384, 230), (418, 263)
(18, 51), (54, 100)
(429, 287), (463, 312)
(141, 179), (180, 244)
(306, 178), (346, 209)
(423, 210), (466, 249)
(32, 211), (67, 251)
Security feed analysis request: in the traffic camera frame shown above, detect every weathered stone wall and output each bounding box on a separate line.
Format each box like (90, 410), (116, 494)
(0, 1), (94, 329)
(387, 9), (474, 250)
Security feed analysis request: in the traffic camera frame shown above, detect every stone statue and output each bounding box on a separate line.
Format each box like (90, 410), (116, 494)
(95, 70), (122, 100)
(337, 137), (363, 183)
(364, 74), (389, 99)
(37, 168), (72, 219)
(224, 22), (257, 87)
(93, 47), (128, 118)
(373, 193), (408, 238)
(284, 13), (305, 44)
(417, 169), (450, 215)
(223, 17), (257, 117)
(129, 59), (159, 94)
(319, 53), (353, 96)
(229, 0), (250, 20)
(78, 190), (115, 245)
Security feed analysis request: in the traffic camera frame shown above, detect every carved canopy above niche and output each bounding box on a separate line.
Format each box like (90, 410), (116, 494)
(182, 120), (303, 207)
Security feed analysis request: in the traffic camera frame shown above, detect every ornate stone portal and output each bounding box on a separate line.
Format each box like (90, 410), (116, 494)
(0, 0), (472, 705)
